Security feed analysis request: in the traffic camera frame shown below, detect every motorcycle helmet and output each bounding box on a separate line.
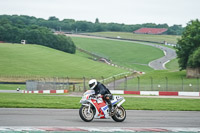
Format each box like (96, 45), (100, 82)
(89, 79), (97, 90)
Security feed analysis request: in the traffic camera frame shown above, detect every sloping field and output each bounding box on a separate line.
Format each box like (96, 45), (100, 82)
(72, 37), (164, 72)
(0, 43), (127, 79)
(84, 32), (180, 44)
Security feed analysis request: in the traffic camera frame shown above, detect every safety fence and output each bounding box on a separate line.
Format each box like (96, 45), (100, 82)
(24, 72), (132, 91)
(109, 76), (200, 92)
(25, 76), (200, 92)
(1, 74), (199, 92)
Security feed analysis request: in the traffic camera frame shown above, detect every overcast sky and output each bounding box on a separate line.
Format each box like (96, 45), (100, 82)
(0, 0), (200, 26)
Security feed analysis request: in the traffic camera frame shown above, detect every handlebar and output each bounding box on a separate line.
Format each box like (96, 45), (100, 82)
(89, 94), (103, 99)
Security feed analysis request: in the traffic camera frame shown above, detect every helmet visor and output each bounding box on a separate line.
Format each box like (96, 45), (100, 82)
(89, 82), (95, 88)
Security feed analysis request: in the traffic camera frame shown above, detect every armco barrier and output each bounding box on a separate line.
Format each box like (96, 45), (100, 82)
(124, 91), (140, 95)
(178, 92), (200, 96)
(22, 90), (200, 97)
(140, 91), (159, 96)
(113, 90), (200, 97)
(110, 90), (124, 94)
(159, 91), (178, 96)
(22, 90), (68, 94)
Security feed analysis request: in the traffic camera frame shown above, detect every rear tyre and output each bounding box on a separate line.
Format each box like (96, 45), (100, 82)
(79, 105), (94, 122)
(111, 106), (126, 122)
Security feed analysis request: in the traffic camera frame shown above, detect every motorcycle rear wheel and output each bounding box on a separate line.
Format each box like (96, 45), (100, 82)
(79, 105), (94, 122)
(111, 106), (126, 122)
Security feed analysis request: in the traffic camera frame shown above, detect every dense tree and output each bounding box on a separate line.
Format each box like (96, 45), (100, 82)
(0, 18), (76, 54)
(94, 23), (104, 32)
(73, 21), (94, 32)
(157, 24), (169, 28)
(176, 19), (200, 70)
(0, 15), (184, 35)
(95, 18), (99, 24)
(166, 25), (184, 35)
(187, 47), (200, 68)
(48, 16), (59, 21)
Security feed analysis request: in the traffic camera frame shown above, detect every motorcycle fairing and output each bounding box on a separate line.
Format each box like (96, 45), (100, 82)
(91, 99), (109, 119)
(92, 96), (124, 119)
(111, 96), (124, 105)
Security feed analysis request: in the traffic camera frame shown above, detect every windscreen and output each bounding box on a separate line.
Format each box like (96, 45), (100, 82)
(84, 90), (95, 95)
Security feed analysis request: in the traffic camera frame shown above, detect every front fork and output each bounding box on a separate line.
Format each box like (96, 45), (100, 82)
(87, 104), (91, 113)
(83, 103), (91, 114)
(117, 99), (125, 107)
(112, 99), (126, 116)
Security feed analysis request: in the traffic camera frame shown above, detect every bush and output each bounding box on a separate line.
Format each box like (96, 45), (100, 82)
(0, 19), (76, 54)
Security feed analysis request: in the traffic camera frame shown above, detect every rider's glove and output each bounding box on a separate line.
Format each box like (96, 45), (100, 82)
(89, 94), (95, 98)
(96, 94), (102, 99)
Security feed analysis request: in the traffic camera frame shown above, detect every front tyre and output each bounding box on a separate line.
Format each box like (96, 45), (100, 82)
(112, 106), (126, 122)
(79, 105), (94, 122)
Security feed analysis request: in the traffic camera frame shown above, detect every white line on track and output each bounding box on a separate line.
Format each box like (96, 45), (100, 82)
(162, 59), (170, 69)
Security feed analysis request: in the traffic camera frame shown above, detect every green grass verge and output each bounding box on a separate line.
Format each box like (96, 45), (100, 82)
(0, 93), (200, 111)
(124, 96), (200, 111)
(85, 32), (180, 44)
(72, 37), (164, 72)
(166, 58), (179, 71)
(75, 49), (94, 59)
(0, 43), (127, 79)
(0, 84), (26, 90)
(0, 93), (80, 109)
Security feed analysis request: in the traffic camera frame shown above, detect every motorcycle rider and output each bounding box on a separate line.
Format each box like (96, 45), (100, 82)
(88, 79), (114, 115)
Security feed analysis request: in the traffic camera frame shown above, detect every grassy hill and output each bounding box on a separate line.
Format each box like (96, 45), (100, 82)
(0, 43), (128, 79)
(71, 34), (199, 92)
(84, 32), (180, 44)
(72, 37), (164, 72)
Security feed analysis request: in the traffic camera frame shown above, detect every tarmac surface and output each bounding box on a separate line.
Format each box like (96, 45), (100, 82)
(138, 42), (177, 70)
(0, 108), (199, 127)
(0, 90), (22, 93)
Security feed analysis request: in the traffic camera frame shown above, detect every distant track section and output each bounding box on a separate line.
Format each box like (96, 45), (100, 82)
(135, 42), (177, 70)
(67, 34), (177, 70)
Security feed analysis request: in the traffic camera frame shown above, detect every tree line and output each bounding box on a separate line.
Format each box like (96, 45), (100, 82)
(1, 15), (199, 77)
(176, 19), (200, 70)
(0, 15), (184, 35)
(0, 15), (76, 54)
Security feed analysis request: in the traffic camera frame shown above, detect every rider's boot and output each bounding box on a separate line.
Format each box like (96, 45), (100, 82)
(108, 102), (114, 116)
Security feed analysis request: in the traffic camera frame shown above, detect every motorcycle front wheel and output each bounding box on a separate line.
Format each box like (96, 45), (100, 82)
(79, 105), (94, 122)
(112, 106), (126, 122)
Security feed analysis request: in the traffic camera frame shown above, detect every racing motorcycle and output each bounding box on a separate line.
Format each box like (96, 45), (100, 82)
(79, 90), (126, 122)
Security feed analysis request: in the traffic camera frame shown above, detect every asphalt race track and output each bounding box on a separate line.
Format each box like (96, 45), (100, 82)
(0, 108), (200, 127)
